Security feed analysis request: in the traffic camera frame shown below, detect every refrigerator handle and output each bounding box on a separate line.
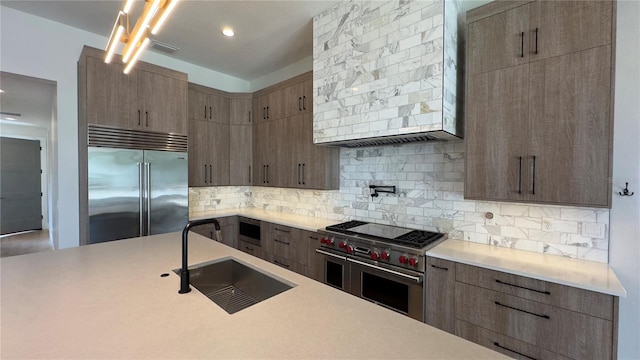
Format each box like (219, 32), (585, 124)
(145, 162), (151, 236)
(138, 162), (144, 237)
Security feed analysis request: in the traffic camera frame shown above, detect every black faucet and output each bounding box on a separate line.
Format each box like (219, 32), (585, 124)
(179, 218), (221, 294)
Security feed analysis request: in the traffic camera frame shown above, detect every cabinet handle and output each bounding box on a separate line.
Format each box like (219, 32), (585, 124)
(244, 246), (254, 252)
(298, 164), (301, 185)
(494, 301), (550, 319)
(493, 342), (537, 360)
(302, 163), (305, 185)
(266, 164), (269, 184)
(204, 106), (207, 119)
(138, 110), (141, 126)
(520, 32), (524, 58)
(303, 96), (306, 110)
(204, 164), (208, 183)
(262, 107), (266, 120)
(274, 239), (290, 245)
(430, 264), (449, 271)
(309, 236), (319, 240)
(248, 110), (251, 123)
(145, 111), (149, 126)
(266, 106), (269, 119)
(209, 164), (213, 183)
(210, 231), (213, 239)
(518, 156), (522, 194)
(263, 165), (266, 184)
(534, 27), (538, 55)
(274, 228), (290, 233)
(531, 155), (536, 195)
(298, 97), (302, 111)
(495, 279), (550, 295)
(274, 260), (290, 268)
(209, 106), (212, 120)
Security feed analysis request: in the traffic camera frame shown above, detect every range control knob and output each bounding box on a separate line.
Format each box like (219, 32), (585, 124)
(399, 255), (408, 264)
(320, 237), (327, 244)
(371, 251), (380, 261)
(346, 245), (354, 254)
(339, 241), (347, 249)
(408, 257), (418, 267)
(326, 237), (334, 246)
(381, 251), (390, 260)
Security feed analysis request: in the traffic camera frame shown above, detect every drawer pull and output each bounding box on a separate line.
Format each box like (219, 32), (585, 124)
(274, 260), (290, 268)
(274, 228), (290, 233)
(244, 246), (254, 252)
(430, 264), (449, 271)
(274, 239), (290, 246)
(494, 301), (550, 319)
(495, 279), (550, 295)
(493, 342), (537, 360)
(309, 236), (319, 240)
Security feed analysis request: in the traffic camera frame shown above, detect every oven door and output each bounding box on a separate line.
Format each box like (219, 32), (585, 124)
(315, 248), (350, 292)
(348, 257), (424, 321)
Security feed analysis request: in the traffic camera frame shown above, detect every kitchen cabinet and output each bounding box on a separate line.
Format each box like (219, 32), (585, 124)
(259, 221), (316, 277)
(229, 96), (253, 185)
(81, 46), (188, 135)
(187, 83), (231, 187)
(191, 216), (236, 249)
(425, 256), (619, 360)
(464, 0), (615, 207)
(425, 257), (456, 334)
(254, 88), (284, 122)
(284, 78), (312, 117)
(237, 238), (265, 259)
(303, 230), (322, 281)
(252, 118), (286, 186)
(188, 119), (229, 187)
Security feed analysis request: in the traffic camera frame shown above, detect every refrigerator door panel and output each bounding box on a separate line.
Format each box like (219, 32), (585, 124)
(144, 150), (188, 235)
(88, 148), (144, 244)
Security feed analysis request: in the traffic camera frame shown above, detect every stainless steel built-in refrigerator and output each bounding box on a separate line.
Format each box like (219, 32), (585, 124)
(88, 147), (188, 244)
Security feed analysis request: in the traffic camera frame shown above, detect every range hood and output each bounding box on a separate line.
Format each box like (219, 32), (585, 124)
(312, 0), (465, 147)
(318, 130), (460, 148)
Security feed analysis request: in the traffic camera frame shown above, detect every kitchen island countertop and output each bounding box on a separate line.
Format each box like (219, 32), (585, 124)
(0, 232), (506, 359)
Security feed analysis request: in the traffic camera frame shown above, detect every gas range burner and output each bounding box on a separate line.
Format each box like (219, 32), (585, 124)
(325, 221), (445, 249)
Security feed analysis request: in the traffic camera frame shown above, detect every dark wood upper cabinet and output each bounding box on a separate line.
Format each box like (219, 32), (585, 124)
(465, 0), (615, 207)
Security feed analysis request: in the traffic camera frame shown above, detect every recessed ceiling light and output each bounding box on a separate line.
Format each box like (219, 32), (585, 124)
(222, 28), (235, 37)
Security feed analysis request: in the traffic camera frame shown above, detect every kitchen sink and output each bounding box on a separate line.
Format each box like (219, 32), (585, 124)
(174, 257), (294, 314)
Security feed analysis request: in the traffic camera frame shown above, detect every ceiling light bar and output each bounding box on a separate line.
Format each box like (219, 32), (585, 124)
(151, 0), (180, 35)
(105, 0), (179, 73)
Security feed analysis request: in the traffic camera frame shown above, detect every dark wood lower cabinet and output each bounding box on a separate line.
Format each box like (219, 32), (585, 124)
(425, 256), (619, 360)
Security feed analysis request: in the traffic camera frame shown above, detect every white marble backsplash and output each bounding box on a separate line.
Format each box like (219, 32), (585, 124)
(312, 0), (463, 144)
(193, 141), (610, 263)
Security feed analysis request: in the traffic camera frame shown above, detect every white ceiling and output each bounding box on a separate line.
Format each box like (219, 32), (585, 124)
(1, 0), (338, 82)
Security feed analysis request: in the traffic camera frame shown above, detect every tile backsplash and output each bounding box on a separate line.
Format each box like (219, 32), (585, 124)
(190, 141), (610, 263)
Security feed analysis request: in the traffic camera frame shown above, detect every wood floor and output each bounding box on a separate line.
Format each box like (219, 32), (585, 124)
(1, 230), (53, 258)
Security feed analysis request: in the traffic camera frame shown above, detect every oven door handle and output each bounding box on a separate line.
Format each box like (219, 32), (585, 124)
(347, 258), (423, 283)
(315, 248), (347, 261)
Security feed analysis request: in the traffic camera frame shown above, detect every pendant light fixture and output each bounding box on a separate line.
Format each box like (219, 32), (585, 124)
(104, 0), (180, 74)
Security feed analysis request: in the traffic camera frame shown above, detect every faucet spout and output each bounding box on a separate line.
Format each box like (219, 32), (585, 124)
(179, 218), (221, 294)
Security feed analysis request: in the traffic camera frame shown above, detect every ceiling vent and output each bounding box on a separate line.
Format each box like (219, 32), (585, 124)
(151, 40), (179, 54)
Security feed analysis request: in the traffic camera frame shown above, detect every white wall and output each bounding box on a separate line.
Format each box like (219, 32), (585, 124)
(0, 6), (250, 248)
(249, 55), (312, 91)
(610, 1), (640, 358)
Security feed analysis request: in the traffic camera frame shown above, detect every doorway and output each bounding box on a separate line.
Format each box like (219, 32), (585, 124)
(0, 71), (56, 252)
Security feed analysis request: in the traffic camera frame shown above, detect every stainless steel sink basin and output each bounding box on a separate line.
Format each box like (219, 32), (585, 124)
(174, 258), (294, 314)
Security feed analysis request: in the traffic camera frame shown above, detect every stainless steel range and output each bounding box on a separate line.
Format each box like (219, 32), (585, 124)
(315, 220), (446, 322)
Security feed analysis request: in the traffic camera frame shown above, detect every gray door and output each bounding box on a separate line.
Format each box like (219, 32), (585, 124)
(0, 137), (42, 235)
(88, 147), (144, 243)
(144, 150), (188, 235)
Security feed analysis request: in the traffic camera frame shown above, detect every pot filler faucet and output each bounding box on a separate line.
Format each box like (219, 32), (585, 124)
(179, 218), (221, 294)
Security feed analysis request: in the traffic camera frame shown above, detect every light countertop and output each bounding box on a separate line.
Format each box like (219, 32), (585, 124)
(427, 239), (626, 297)
(190, 208), (339, 232)
(0, 233), (506, 359)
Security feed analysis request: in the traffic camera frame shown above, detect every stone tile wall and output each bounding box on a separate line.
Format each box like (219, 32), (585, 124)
(189, 186), (252, 213)
(312, 0), (463, 144)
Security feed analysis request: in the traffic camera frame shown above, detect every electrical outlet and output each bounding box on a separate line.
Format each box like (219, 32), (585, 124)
(581, 222), (606, 239)
(484, 212), (495, 226)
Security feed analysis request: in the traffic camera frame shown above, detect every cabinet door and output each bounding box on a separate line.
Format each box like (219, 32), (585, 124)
(252, 121), (269, 185)
(426, 257), (456, 334)
(528, 46), (612, 207)
(467, 4), (530, 76)
(230, 97), (252, 125)
(217, 216), (237, 249)
(85, 57), (137, 128)
(300, 78), (312, 114)
(208, 122), (230, 186)
(303, 231), (322, 280)
(265, 89), (285, 121)
(530, 0), (613, 61)
(188, 89), (209, 120)
(285, 81), (305, 117)
(465, 64), (530, 202)
(286, 113), (313, 188)
(229, 125), (252, 185)
(138, 70), (187, 134)
(253, 119), (284, 186)
(207, 93), (229, 124)
(188, 119), (209, 187)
